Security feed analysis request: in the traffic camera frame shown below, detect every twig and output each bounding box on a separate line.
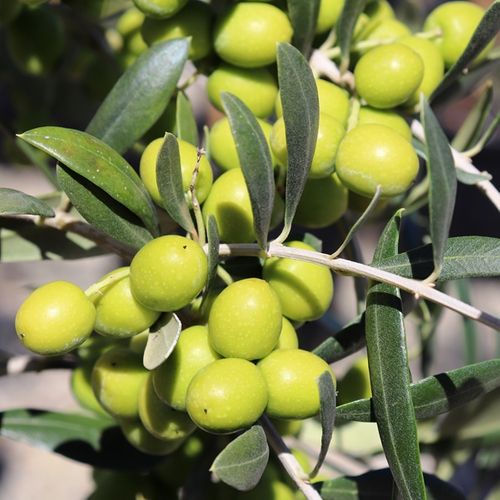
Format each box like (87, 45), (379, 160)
(310, 50), (355, 90)
(411, 119), (500, 212)
(261, 416), (322, 500)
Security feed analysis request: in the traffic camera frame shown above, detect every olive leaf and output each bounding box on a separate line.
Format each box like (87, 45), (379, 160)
(287, 0), (321, 56)
(206, 215), (220, 290)
(175, 91), (198, 146)
(0, 188), (55, 218)
(143, 314), (182, 371)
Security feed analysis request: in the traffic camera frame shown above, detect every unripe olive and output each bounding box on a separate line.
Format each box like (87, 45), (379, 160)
(120, 419), (183, 455)
(337, 356), (372, 405)
(94, 269), (160, 339)
(364, 1), (394, 25)
(275, 79), (350, 127)
(139, 374), (196, 441)
(316, 0), (345, 34)
(275, 317), (299, 350)
(336, 123), (419, 197)
(263, 241), (334, 322)
(424, 1), (492, 68)
(271, 418), (302, 437)
(348, 190), (389, 215)
(202, 169), (284, 243)
(141, 0), (212, 60)
(361, 18), (410, 44)
(129, 330), (150, 354)
(214, 3), (293, 68)
(77, 335), (116, 363)
(357, 107), (411, 141)
(127, 30), (148, 56)
(258, 349), (336, 419)
(92, 347), (149, 419)
(153, 325), (221, 410)
(270, 113), (345, 179)
(15, 281), (95, 356)
(241, 472), (295, 500)
(140, 137), (213, 206)
(208, 278), (282, 360)
(207, 65), (278, 119)
(71, 365), (109, 417)
(209, 116), (275, 171)
(354, 43), (424, 109)
(186, 358), (268, 433)
(130, 235), (208, 312)
(133, 0), (188, 19)
(294, 173), (348, 229)
(116, 8), (145, 37)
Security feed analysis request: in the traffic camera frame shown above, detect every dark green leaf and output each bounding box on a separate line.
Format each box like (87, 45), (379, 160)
(0, 188), (55, 218)
(421, 97), (457, 279)
(311, 371), (336, 478)
(456, 280), (477, 365)
(376, 236), (500, 281)
(336, 359), (500, 424)
(287, 0), (321, 56)
(315, 469), (465, 500)
(18, 127), (159, 236)
(336, 0), (369, 71)
(15, 137), (58, 187)
(143, 313), (182, 370)
(210, 425), (269, 491)
(456, 169), (492, 185)
(207, 215), (220, 289)
(174, 91), (198, 146)
(156, 133), (195, 234)
(87, 39), (189, 154)
(57, 165), (150, 251)
(276, 43), (319, 242)
(222, 93), (275, 249)
(366, 210), (426, 500)
(431, 1), (500, 102)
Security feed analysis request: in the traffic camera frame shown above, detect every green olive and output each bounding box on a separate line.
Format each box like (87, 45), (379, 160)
(208, 278), (282, 360)
(275, 317), (299, 350)
(130, 235), (208, 312)
(336, 124), (419, 197)
(186, 358), (268, 433)
(271, 418), (302, 437)
(263, 241), (334, 322)
(120, 419), (183, 455)
(15, 281), (95, 356)
(337, 356), (372, 405)
(116, 7), (145, 37)
(214, 3), (293, 68)
(133, 0), (188, 19)
(153, 325), (221, 410)
(140, 137), (213, 206)
(361, 18), (410, 44)
(71, 365), (109, 417)
(92, 347), (149, 419)
(258, 349), (335, 419)
(207, 65), (278, 119)
(316, 0), (345, 34)
(357, 106), (411, 141)
(364, 1), (394, 25)
(354, 43), (424, 109)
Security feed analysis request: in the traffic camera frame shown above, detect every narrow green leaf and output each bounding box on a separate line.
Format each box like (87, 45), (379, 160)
(366, 210), (426, 500)
(452, 81), (493, 151)
(207, 215), (220, 289)
(376, 236), (500, 281)
(431, 1), (500, 101)
(0, 188), (55, 218)
(421, 97), (457, 280)
(336, 0), (369, 71)
(303, 233), (322, 252)
(156, 133), (195, 234)
(287, 0), (321, 56)
(316, 469), (465, 500)
(175, 91), (198, 146)
(87, 39), (189, 154)
(222, 93), (274, 249)
(456, 169), (492, 185)
(276, 43), (319, 242)
(456, 280), (477, 365)
(311, 371), (336, 478)
(143, 313), (182, 370)
(19, 127), (159, 237)
(336, 359), (500, 424)
(57, 165), (151, 250)
(465, 112), (500, 155)
(210, 425), (269, 491)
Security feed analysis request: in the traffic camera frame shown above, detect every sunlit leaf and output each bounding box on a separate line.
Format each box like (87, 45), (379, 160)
(175, 91), (198, 146)
(0, 188), (54, 218)
(143, 313), (182, 370)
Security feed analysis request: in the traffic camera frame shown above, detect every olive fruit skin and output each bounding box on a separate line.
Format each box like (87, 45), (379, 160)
(130, 235), (208, 312)
(92, 347), (149, 419)
(294, 173), (348, 229)
(337, 356), (372, 405)
(271, 113), (345, 179)
(336, 124), (419, 197)
(116, 7), (145, 37)
(263, 241), (334, 322)
(139, 374), (196, 441)
(214, 3), (293, 68)
(275, 317), (299, 350)
(71, 365), (109, 417)
(207, 65), (277, 119)
(208, 278), (282, 360)
(357, 107), (411, 141)
(120, 419), (183, 455)
(153, 325), (221, 410)
(15, 281), (95, 356)
(424, 1), (492, 68)
(186, 358), (268, 433)
(141, 1), (212, 60)
(94, 271), (160, 339)
(140, 137), (213, 206)
(258, 349), (336, 419)
(209, 116), (275, 171)
(316, 0), (345, 34)
(133, 0), (188, 19)
(361, 18), (410, 44)
(354, 43), (424, 109)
